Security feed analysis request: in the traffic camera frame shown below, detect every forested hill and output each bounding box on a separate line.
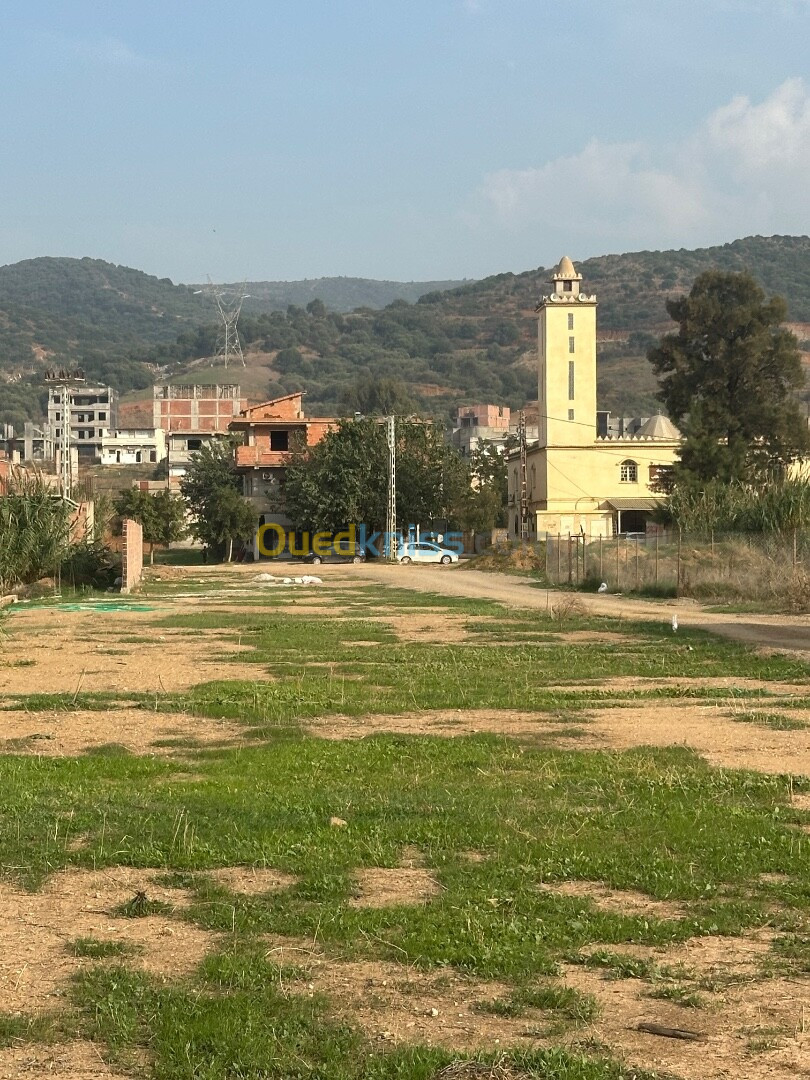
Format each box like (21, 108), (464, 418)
(143, 235), (810, 424)
(2, 236), (809, 430)
(0, 258), (466, 427)
(419, 234), (810, 330)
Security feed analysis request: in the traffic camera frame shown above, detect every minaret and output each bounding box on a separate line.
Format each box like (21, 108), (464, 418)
(536, 256), (597, 447)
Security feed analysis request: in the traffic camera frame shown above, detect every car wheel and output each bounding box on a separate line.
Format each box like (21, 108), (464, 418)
(352, 555), (362, 563)
(400, 556), (412, 564)
(440, 554), (452, 564)
(310, 556), (323, 565)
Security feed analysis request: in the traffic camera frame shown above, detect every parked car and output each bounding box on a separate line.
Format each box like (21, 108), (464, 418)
(302, 543), (365, 564)
(622, 531), (647, 542)
(398, 541), (459, 565)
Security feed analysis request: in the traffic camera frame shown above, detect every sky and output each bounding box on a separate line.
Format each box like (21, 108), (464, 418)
(1, 0), (809, 284)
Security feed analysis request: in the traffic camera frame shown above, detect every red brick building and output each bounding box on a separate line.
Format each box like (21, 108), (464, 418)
(229, 393), (337, 524)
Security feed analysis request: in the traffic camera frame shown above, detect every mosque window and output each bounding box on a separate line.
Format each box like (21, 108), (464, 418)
(620, 460), (638, 483)
(568, 313), (574, 330)
(568, 409), (575, 421)
(563, 280), (573, 292)
(569, 336), (575, 353)
(568, 361), (575, 399)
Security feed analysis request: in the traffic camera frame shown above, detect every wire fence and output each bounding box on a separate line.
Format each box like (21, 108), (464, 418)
(531, 530), (810, 606)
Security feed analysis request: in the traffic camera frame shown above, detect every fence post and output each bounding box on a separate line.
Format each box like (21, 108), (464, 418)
(582, 534), (587, 582)
(599, 535), (603, 580)
(616, 534), (620, 590)
(655, 531), (659, 587)
(557, 533), (561, 583)
(793, 527), (798, 570)
(676, 530), (682, 597)
(544, 531), (549, 581)
(635, 537), (640, 591)
(567, 534), (573, 584)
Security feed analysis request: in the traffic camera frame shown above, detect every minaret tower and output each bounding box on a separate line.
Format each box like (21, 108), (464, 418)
(536, 256), (597, 447)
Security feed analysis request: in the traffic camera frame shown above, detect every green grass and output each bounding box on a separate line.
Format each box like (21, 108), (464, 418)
(2, 578), (810, 1077)
(729, 710), (808, 731)
(69, 959), (648, 1080)
(69, 936), (143, 958)
(475, 984), (599, 1022)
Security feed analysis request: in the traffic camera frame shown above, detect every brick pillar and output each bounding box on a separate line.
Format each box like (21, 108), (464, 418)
(121, 518), (144, 593)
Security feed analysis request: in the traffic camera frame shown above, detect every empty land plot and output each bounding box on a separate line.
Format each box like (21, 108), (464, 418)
(1, 563), (809, 1079)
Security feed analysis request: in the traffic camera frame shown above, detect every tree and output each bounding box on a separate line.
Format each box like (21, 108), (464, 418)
(114, 488), (187, 564)
(283, 417), (470, 536)
(339, 375), (415, 417)
(648, 270), (808, 483)
(179, 440), (255, 560)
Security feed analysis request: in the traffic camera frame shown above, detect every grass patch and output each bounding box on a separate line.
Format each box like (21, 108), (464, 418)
(476, 984), (598, 1022)
(71, 960), (646, 1080)
(69, 936), (144, 958)
(729, 710), (808, 731)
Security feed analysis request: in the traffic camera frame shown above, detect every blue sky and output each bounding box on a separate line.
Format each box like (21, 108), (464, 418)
(1, 0), (809, 283)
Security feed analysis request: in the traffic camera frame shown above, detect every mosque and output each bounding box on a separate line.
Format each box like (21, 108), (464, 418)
(507, 257), (681, 538)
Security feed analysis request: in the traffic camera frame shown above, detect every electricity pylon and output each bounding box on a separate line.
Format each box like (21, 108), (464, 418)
(195, 279), (250, 369)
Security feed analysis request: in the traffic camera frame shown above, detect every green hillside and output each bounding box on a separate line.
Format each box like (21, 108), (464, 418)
(2, 236), (809, 430)
(147, 235), (810, 422)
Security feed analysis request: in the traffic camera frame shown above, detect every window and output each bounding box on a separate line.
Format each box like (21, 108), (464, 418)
(568, 313), (574, 330)
(99, 412), (106, 421)
(568, 409), (575, 421)
(149, 450), (157, 463)
(569, 336), (575, 353)
(563, 280), (573, 292)
(187, 438), (202, 451)
(568, 361), (575, 400)
(620, 459), (638, 483)
(270, 430), (289, 451)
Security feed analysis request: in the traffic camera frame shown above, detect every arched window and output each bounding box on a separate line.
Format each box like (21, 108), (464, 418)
(620, 459), (638, 483)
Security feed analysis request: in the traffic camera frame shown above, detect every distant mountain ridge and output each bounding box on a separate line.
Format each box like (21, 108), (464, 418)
(207, 276), (470, 313)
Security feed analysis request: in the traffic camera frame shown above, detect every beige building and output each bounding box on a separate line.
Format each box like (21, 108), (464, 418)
(508, 256), (681, 538)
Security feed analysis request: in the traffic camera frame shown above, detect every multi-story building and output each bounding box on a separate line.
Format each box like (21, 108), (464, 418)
(152, 384), (248, 433)
(452, 403), (539, 457)
(100, 428), (167, 466)
(47, 384), (117, 462)
(152, 384), (249, 486)
(229, 392), (337, 527)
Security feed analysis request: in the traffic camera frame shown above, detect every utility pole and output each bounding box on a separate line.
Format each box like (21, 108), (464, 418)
(518, 409), (529, 542)
(45, 368), (86, 501)
(386, 414), (397, 561)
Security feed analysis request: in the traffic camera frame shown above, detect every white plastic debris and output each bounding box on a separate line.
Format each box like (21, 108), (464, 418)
(597, 582), (608, 593)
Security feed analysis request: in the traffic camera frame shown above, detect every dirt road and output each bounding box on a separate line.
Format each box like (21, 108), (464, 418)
(335, 562), (810, 655)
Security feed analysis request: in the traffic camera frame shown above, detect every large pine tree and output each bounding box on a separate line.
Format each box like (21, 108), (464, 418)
(648, 270), (808, 482)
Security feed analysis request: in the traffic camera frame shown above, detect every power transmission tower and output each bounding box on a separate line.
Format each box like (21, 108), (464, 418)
(195, 280), (250, 369)
(518, 410), (529, 542)
(386, 414), (397, 561)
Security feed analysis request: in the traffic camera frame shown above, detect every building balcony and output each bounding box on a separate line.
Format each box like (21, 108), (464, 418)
(235, 446), (291, 468)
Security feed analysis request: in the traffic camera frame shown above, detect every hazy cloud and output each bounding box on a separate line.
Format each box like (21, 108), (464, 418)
(64, 35), (149, 69)
(476, 79), (810, 250)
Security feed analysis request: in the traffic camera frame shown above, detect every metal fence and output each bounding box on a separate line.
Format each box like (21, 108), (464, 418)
(534, 530), (810, 603)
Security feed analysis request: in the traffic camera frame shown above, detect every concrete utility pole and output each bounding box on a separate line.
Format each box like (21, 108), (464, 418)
(518, 409), (529, 542)
(386, 414), (397, 560)
(45, 369), (86, 501)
